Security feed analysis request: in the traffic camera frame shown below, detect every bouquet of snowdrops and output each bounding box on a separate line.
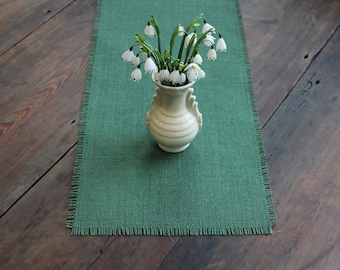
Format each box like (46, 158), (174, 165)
(122, 14), (227, 87)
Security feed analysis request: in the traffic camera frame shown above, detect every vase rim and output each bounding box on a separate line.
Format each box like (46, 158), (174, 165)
(151, 74), (196, 90)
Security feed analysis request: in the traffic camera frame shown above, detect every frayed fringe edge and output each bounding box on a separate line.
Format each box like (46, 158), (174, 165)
(66, 226), (273, 236)
(234, 0), (277, 226)
(66, 0), (103, 230)
(66, 0), (278, 232)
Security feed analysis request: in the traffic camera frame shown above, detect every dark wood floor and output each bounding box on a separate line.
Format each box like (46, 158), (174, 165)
(0, 0), (339, 269)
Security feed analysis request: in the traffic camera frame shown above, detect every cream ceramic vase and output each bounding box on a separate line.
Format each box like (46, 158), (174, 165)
(146, 77), (203, 153)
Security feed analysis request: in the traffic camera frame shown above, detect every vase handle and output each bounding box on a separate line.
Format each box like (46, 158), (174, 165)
(186, 88), (202, 130)
(146, 89), (160, 130)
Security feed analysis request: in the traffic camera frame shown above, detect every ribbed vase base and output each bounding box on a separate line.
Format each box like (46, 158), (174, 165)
(158, 143), (190, 153)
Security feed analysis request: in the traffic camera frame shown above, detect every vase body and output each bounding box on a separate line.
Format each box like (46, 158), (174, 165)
(146, 79), (202, 153)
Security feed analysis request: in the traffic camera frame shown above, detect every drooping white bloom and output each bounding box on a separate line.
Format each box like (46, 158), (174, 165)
(184, 63), (200, 72)
(184, 63), (200, 82)
(141, 51), (148, 61)
(203, 34), (215, 46)
(159, 69), (170, 81)
(169, 70), (181, 83)
(144, 23), (156, 38)
(216, 37), (227, 52)
(178, 25), (185, 36)
(153, 71), (161, 82)
(185, 33), (197, 48)
(193, 53), (203, 65)
(144, 57), (158, 73)
(121, 48), (134, 63)
(202, 21), (215, 33)
(198, 68), (206, 79)
(187, 71), (198, 82)
(130, 67), (142, 81)
(207, 48), (217, 60)
(179, 72), (187, 84)
(132, 55), (140, 66)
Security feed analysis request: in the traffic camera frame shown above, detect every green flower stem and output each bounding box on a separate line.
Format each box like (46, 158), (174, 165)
(135, 33), (164, 69)
(154, 50), (164, 69)
(189, 29), (212, 59)
(177, 13), (203, 62)
(163, 49), (172, 71)
(170, 25), (180, 56)
(184, 33), (197, 64)
(177, 36), (186, 63)
(151, 15), (161, 54)
(184, 13), (203, 34)
(196, 29), (212, 44)
(190, 45), (200, 61)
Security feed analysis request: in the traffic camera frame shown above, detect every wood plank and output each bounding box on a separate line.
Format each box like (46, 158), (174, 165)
(0, 146), (114, 269)
(157, 25), (340, 270)
(239, 0), (340, 125)
(0, 2), (183, 269)
(0, 0), (73, 55)
(0, 0), (338, 269)
(0, 0), (96, 215)
(90, 236), (179, 269)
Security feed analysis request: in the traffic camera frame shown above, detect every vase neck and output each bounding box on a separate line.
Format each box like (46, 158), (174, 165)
(156, 86), (192, 116)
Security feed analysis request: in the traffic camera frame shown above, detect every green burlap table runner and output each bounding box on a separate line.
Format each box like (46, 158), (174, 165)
(66, 0), (277, 235)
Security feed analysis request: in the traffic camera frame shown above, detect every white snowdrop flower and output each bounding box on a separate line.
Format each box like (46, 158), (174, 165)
(184, 63), (200, 82)
(121, 47), (134, 63)
(144, 57), (158, 73)
(185, 33), (197, 48)
(141, 51), (148, 61)
(193, 53), (203, 65)
(184, 63), (200, 72)
(144, 23), (156, 38)
(178, 25), (185, 36)
(198, 68), (206, 79)
(159, 69), (170, 81)
(153, 71), (161, 82)
(216, 37), (227, 52)
(132, 55), (140, 66)
(207, 47), (217, 60)
(186, 71), (198, 82)
(130, 67), (142, 81)
(169, 70), (181, 83)
(203, 34), (215, 46)
(179, 73), (187, 84)
(202, 21), (215, 33)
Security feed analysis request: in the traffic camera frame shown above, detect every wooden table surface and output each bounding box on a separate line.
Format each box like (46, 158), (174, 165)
(0, 0), (339, 269)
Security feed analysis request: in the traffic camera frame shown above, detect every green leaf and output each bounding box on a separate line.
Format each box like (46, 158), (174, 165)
(184, 34), (197, 64)
(150, 15), (161, 36)
(177, 14), (203, 61)
(185, 13), (203, 32)
(196, 29), (213, 45)
(170, 25), (180, 55)
(151, 15), (162, 53)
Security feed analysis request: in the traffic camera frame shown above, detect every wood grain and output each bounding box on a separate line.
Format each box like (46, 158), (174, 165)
(90, 236), (179, 269)
(0, 0), (73, 55)
(0, 0), (96, 216)
(239, 0), (340, 125)
(0, 0), (339, 269)
(0, 146), (114, 269)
